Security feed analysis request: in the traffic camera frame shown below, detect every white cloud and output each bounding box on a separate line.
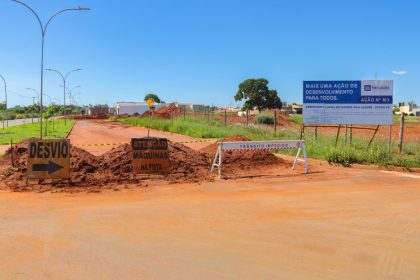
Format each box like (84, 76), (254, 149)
(392, 70), (408, 75)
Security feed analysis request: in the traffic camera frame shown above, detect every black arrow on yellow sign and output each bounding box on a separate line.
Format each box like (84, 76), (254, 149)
(33, 161), (64, 175)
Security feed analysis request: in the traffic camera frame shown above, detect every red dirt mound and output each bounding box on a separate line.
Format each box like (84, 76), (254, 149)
(141, 106), (184, 119)
(0, 139), (215, 192)
(200, 135), (288, 176)
(0, 142), (139, 192)
(97, 142), (214, 183)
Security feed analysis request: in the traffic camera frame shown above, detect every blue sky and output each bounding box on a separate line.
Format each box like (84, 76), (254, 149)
(1, 0), (419, 107)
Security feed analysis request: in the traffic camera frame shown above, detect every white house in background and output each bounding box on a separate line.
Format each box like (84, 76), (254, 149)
(175, 103), (193, 112)
(398, 105), (412, 115)
(115, 102), (164, 115)
(412, 106), (420, 116)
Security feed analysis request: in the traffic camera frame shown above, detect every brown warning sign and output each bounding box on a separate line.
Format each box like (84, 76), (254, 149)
(132, 138), (169, 174)
(27, 139), (71, 179)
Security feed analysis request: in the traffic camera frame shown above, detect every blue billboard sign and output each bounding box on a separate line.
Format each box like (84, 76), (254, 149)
(303, 80), (393, 125)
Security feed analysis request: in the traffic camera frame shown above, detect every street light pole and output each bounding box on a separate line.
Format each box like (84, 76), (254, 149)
(46, 68), (82, 125)
(0, 74), (7, 127)
(31, 96), (37, 124)
(60, 85), (81, 106)
(68, 85), (81, 106)
(12, 0), (90, 139)
(27, 87), (40, 122)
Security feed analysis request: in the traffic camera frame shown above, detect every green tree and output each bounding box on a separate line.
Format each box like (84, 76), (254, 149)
(234, 78), (282, 112)
(0, 102), (6, 110)
(144, 93), (161, 103)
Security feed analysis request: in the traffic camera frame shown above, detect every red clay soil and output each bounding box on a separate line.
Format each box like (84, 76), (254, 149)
(141, 107), (184, 119)
(97, 142), (214, 183)
(0, 141), (139, 192)
(0, 140), (215, 192)
(68, 115), (108, 120)
(1, 135), (295, 192)
(200, 135), (290, 176)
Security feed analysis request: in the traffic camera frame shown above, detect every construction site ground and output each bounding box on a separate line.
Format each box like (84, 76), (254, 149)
(68, 119), (217, 155)
(1, 119), (419, 279)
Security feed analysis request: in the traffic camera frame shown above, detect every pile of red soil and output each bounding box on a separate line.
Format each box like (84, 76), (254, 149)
(141, 106), (183, 119)
(200, 135), (288, 176)
(97, 142), (213, 183)
(0, 139), (214, 192)
(0, 141), (139, 192)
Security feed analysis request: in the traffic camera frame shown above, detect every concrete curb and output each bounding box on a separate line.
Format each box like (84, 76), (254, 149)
(65, 120), (77, 139)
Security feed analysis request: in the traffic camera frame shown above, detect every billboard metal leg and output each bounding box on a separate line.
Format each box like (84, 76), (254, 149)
(345, 125), (348, 146)
(388, 125), (392, 155)
(335, 125), (341, 147)
(368, 125), (380, 148)
(300, 124), (305, 140)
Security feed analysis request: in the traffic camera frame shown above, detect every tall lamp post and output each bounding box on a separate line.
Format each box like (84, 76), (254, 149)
(59, 84), (81, 106)
(46, 68), (82, 125)
(0, 74), (7, 127)
(27, 87), (40, 122)
(68, 85), (81, 106)
(12, 0), (89, 139)
(31, 96), (37, 124)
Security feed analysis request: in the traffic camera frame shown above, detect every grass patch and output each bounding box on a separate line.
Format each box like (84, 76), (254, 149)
(0, 119), (75, 145)
(393, 115), (420, 125)
(115, 116), (420, 168)
(118, 116), (274, 139)
(254, 113), (275, 125)
(288, 115), (303, 124)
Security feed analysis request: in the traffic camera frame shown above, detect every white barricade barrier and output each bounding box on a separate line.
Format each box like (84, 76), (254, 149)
(210, 140), (308, 178)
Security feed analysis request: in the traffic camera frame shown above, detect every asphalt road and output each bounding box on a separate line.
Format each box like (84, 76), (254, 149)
(1, 117), (39, 128)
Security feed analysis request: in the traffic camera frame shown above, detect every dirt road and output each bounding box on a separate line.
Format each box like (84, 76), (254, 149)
(68, 119), (216, 155)
(1, 170), (419, 279)
(1, 119), (420, 279)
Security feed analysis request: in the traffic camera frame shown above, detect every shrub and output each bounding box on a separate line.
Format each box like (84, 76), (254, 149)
(327, 148), (360, 167)
(254, 113), (274, 125)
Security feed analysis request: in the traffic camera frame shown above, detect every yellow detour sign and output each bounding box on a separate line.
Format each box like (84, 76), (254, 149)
(27, 139), (71, 179)
(146, 98), (154, 107)
(132, 138), (169, 174)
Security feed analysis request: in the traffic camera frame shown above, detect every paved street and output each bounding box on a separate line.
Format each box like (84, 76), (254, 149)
(1, 117), (39, 128)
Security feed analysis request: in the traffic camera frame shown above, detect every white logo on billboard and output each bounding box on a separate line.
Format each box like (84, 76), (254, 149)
(361, 80), (393, 96)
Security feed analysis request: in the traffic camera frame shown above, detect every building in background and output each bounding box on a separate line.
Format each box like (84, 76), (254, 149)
(86, 106), (114, 117)
(412, 106), (420, 116)
(291, 104), (303, 114)
(115, 102), (166, 115)
(176, 103), (193, 112)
